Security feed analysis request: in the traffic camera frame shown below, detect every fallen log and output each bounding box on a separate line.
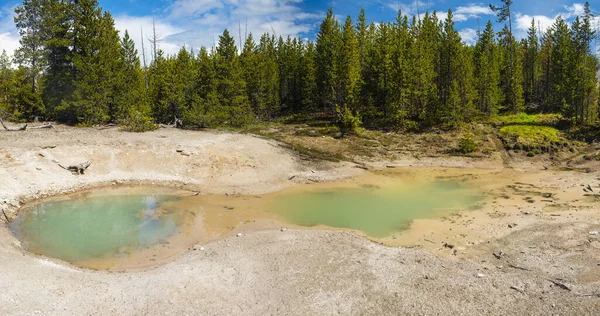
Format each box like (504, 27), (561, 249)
(0, 117), (27, 131)
(58, 161), (92, 175)
(29, 123), (55, 129)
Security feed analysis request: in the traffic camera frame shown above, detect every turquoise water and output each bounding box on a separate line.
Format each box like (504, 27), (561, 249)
(10, 193), (183, 263)
(272, 181), (480, 238)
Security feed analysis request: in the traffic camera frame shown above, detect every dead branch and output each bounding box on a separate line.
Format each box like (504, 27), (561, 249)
(0, 117), (27, 131)
(508, 263), (531, 271)
(548, 279), (571, 291)
(58, 161), (91, 175)
(2, 209), (9, 223)
(510, 286), (525, 294)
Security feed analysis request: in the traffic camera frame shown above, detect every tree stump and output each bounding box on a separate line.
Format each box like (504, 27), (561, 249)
(59, 161), (92, 175)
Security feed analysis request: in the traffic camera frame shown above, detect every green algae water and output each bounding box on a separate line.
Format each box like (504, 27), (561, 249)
(8, 172), (484, 269)
(9, 191), (185, 265)
(272, 180), (481, 238)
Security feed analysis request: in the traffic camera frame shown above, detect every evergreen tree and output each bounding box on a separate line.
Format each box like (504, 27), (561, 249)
(410, 13), (440, 123)
(523, 19), (539, 104)
(256, 34), (280, 120)
(215, 29), (252, 126)
(0, 50), (14, 116)
(339, 15), (361, 113)
(390, 10), (412, 129)
(356, 8), (370, 113)
(13, 0), (47, 118)
(183, 47), (220, 127)
(240, 34), (259, 117)
(57, 1), (124, 124)
(115, 30), (149, 120)
(498, 26), (524, 113)
(474, 21), (501, 116)
(300, 41), (318, 113)
(316, 8), (341, 114)
(42, 0), (73, 119)
(549, 16), (574, 117)
(14, 0), (45, 93)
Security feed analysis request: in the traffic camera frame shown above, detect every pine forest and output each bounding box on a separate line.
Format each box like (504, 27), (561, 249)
(1, 0), (598, 134)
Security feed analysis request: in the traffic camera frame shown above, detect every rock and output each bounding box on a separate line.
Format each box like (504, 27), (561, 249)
(589, 231), (599, 236)
(236, 233), (242, 237)
(280, 228), (286, 232)
(508, 223), (518, 228)
(476, 273), (486, 278)
(442, 242), (455, 249)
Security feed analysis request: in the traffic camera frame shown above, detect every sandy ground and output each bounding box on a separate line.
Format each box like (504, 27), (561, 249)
(1, 125), (600, 315)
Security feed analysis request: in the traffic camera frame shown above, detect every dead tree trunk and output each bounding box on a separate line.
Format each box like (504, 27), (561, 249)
(0, 117), (27, 131)
(59, 161), (92, 175)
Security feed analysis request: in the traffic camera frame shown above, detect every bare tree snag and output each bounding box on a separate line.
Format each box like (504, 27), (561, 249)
(59, 161), (91, 175)
(0, 117), (27, 131)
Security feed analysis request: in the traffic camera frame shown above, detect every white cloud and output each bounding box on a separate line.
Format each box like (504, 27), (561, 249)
(459, 28), (478, 45)
(388, 2), (493, 23)
(453, 4), (494, 22)
(154, 0), (321, 54)
(0, 3), (19, 59)
(514, 13), (556, 37)
(455, 5), (493, 16)
(513, 3), (597, 40)
(0, 32), (20, 57)
(385, 0), (435, 19)
(564, 3), (585, 18)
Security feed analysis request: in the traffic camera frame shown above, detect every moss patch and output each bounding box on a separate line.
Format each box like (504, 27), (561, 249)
(499, 125), (566, 152)
(491, 113), (562, 126)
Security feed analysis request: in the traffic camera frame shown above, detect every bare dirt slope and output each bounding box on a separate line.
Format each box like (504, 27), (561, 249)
(1, 126), (600, 315)
(0, 125), (360, 216)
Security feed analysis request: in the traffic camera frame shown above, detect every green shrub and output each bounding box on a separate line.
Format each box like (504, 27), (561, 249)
(458, 132), (479, 154)
(336, 104), (362, 136)
(122, 110), (157, 132)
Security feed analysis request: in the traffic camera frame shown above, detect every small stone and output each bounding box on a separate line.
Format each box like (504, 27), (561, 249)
(508, 223), (517, 228)
(236, 233), (242, 237)
(476, 273), (486, 278)
(280, 228), (286, 232)
(589, 231), (599, 236)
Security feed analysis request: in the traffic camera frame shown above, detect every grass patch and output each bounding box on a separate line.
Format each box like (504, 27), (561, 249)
(286, 140), (344, 162)
(499, 125), (563, 148)
(491, 113), (562, 126)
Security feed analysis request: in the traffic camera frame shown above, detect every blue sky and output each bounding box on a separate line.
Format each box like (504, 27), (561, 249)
(0, 0), (598, 62)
